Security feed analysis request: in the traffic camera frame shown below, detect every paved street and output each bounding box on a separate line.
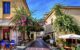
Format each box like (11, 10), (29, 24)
(28, 38), (50, 48)
(0, 38), (58, 50)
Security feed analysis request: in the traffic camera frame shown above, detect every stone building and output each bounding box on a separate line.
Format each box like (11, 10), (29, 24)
(0, 0), (30, 42)
(44, 6), (80, 42)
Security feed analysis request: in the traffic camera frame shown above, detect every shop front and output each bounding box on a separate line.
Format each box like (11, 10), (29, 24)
(0, 20), (19, 45)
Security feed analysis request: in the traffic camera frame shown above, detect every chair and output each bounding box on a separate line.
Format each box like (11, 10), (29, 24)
(1, 40), (6, 50)
(6, 43), (10, 48)
(5, 40), (10, 48)
(1, 40), (6, 47)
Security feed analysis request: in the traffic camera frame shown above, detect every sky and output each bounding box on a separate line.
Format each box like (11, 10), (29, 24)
(26, 0), (80, 19)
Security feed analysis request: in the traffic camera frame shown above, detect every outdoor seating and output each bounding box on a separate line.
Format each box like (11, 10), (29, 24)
(5, 42), (10, 49)
(10, 40), (15, 46)
(5, 40), (10, 50)
(1, 40), (6, 47)
(0, 40), (6, 50)
(10, 40), (15, 50)
(0, 40), (16, 50)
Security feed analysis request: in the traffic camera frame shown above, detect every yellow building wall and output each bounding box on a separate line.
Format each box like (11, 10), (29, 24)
(62, 9), (80, 25)
(45, 8), (80, 44)
(45, 12), (56, 25)
(0, 0), (30, 19)
(0, 0), (3, 18)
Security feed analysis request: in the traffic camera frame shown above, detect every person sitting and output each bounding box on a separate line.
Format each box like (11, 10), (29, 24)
(5, 40), (10, 50)
(1, 40), (6, 50)
(10, 40), (15, 49)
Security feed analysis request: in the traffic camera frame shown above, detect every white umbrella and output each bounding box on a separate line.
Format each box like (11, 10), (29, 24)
(59, 34), (80, 39)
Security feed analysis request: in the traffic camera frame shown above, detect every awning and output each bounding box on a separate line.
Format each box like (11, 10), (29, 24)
(0, 20), (14, 26)
(58, 34), (80, 39)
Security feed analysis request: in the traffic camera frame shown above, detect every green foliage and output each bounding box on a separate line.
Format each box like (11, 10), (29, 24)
(12, 7), (32, 40)
(18, 26), (24, 33)
(53, 5), (80, 34)
(54, 4), (63, 17)
(12, 7), (27, 23)
(12, 6), (44, 33)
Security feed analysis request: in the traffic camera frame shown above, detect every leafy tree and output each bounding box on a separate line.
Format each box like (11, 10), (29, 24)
(12, 7), (32, 41)
(12, 7), (44, 41)
(53, 5), (80, 34)
(54, 4), (63, 17)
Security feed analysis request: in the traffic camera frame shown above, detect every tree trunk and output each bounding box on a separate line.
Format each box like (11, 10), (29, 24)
(23, 32), (25, 41)
(27, 32), (30, 41)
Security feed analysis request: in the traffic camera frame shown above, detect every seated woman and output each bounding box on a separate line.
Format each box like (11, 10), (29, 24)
(10, 40), (15, 49)
(1, 40), (6, 49)
(5, 40), (10, 50)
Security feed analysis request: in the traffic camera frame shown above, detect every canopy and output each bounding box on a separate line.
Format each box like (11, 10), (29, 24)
(58, 34), (80, 39)
(0, 20), (14, 26)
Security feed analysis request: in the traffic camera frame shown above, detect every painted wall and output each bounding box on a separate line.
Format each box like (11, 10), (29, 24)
(44, 8), (80, 42)
(0, 0), (30, 19)
(45, 12), (56, 25)
(63, 8), (80, 25)
(45, 8), (80, 33)
(44, 11), (56, 33)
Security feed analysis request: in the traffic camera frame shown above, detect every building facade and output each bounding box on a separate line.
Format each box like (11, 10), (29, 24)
(0, 0), (30, 42)
(44, 6), (80, 43)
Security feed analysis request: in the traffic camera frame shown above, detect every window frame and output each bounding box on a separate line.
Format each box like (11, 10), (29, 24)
(3, 2), (10, 14)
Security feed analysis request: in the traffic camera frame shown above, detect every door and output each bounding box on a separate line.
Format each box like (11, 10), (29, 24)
(3, 28), (10, 40)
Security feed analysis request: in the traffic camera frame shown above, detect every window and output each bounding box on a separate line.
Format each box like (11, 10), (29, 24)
(3, 2), (10, 14)
(51, 18), (53, 25)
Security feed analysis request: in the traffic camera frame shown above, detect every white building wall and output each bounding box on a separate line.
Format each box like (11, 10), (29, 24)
(44, 11), (56, 33)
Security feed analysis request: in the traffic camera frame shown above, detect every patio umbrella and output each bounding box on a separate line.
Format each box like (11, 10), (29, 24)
(58, 34), (80, 39)
(58, 34), (80, 49)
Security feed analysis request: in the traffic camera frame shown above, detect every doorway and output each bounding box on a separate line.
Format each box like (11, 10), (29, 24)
(3, 28), (10, 40)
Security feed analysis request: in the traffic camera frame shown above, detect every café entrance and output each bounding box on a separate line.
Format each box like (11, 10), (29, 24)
(3, 27), (10, 40)
(2, 27), (10, 40)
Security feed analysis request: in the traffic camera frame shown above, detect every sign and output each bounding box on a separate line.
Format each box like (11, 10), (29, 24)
(50, 39), (54, 44)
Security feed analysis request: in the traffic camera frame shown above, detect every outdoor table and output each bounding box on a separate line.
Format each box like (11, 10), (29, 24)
(16, 46), (26, 50)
